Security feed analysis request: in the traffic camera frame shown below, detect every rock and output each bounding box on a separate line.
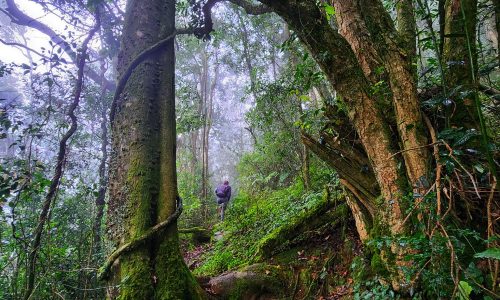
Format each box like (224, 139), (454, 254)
(206, 264), (285, 299)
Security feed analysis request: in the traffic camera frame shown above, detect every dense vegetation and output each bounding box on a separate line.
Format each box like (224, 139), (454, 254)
(0, 0), (499, 299)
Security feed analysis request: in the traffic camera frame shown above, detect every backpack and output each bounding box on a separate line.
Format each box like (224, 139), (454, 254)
(216, 185), (228, 198)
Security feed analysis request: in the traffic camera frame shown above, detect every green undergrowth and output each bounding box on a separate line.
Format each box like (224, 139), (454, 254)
(194, 180), (341, 276)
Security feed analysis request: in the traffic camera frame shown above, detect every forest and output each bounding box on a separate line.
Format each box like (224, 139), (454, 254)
(0, 0), (499, 299)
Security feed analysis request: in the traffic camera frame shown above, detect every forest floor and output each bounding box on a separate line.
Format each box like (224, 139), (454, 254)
(181, 218), (362, 299)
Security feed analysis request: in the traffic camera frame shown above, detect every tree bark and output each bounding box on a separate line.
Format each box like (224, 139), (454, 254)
(106, 0), (203, 298)
(442, 0), (480, 128)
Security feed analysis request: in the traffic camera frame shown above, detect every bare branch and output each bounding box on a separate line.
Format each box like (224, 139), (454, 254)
(0, 38), (50, 60)
(3, 0), (115, 91)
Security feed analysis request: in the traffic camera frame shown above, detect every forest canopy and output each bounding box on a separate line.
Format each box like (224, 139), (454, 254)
(0, 0), (499, 299)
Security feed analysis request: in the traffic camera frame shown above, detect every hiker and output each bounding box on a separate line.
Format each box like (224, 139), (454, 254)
(215, 180), (231, 221)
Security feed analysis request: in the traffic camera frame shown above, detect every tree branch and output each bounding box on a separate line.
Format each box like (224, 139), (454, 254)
(227, 0), (272, 15)
(3, 0), (115, 91)
(0, 38), (51, 60)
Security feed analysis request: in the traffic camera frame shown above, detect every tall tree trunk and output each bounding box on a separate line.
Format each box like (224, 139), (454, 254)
(200, 53), (208, 204)
(92, 58), (109, 261)
(200, 49), (218, 221)
(495, 0), (500, 65)
(236, 9), (258, 99)
(442, 0), (479, 128)
(106, 0), (203, 298)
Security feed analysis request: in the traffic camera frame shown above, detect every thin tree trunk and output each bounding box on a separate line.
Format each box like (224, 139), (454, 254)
(23, 10), (100, 300)
(92, 57), (109, 260)
(84, 57), (110, 300)
(493, 0), (500, 65)
(442, 0), (480, 128)
(236, 9), (258, 99)
(200, 51), (209, 204)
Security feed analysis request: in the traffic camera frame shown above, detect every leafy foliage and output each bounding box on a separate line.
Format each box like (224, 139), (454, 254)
(195, 174), (337, 276)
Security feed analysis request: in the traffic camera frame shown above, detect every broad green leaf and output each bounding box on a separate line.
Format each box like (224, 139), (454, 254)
(458, 281), (472, 300)
(474, 248), (500, 260)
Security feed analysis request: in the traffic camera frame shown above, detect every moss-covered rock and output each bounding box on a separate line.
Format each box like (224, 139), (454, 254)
(256, 195), (348, 258)
(208, 264), (285, 299)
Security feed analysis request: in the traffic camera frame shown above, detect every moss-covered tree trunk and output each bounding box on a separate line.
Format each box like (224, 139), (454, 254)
(258, 0), (428, 292)
(106, 0), (204, 299)
(256, 0), (486, 293)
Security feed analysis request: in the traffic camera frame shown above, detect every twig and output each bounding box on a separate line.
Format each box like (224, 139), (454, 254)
(437, 223), (459, 298)
(441, 140), (481, 199)
(410, 258), (431, 286)
(0, 38), (50, 59)
(459, 263), (500, 298)
(398, 182), (436, 231)
(387, 141), (441, 160)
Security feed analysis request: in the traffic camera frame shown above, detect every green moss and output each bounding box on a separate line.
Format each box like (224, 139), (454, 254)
(368, 215), (389, 240)
(126, 153), (158, 239)
(256, 198), (348, 258)
(118, 250), (154, 300)
(116, 143), (160, 298)
(154, 228), (206, 299)
(370, 253), (389, 277)
(226, 266), (285, 299)
(226, 277), (284, 300)
(195, 248), (245, 277)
